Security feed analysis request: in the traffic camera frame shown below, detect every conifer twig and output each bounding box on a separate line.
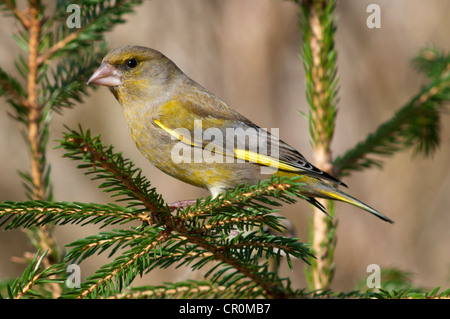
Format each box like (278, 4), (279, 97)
(0, 0), (145, 298)
(2, 0), (31, 29)
(334, 53), (450, 176)
(26, 0), (43, 200)
(4, 250), (65, 299)
(58, 126), (312, 299)
(297, 0), (339, 291)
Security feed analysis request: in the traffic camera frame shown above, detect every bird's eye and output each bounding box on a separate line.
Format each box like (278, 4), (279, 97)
(126, 58), (138, 69)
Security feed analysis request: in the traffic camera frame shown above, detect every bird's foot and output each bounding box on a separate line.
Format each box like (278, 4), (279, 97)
(167, 199), (203, 212)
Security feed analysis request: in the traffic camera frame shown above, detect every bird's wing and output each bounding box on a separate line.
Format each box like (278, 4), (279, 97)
(154, 98), (345, 186)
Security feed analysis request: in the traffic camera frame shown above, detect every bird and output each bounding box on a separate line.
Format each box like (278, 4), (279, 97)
(87, 45), (393, 224)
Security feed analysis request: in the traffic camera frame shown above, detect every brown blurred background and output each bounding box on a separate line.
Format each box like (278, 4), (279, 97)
(0, 0), (449, 293)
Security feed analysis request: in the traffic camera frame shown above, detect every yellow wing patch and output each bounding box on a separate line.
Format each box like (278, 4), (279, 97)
(154, 119), (199, 147)
(234, 149), (301, 172)
(155, 118), (303, 172)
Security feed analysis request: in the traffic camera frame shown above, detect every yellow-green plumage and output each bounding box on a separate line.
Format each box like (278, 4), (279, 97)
(87, 45), (394, 224)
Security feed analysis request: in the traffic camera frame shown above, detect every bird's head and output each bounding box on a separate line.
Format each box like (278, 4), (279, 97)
(88, 45), (182, 102)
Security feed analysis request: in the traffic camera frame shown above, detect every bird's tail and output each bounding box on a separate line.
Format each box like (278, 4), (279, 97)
(312, 181), (394, 224)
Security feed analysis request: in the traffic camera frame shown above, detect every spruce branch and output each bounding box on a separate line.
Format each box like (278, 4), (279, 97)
(36, 0), (143, 66)
(0, 66), (27, 106)
(0, 1), (146, 294)
(26, 0), (45, 201)
(1, 1), (145, 295)
(294, 1), (449, 293)
(63, 227), (173, 299)
(58, 126), (166, 216)
(222, 231), (311, 269)
(2, 250), (65, 299)
(1, 0), (145, 202)
(41, 42), (108, 114)
(63, 226), (176, 265)
(116, 281), (233, 299)
(55, 125), (313, 299)
(413, 47), (450, 81)
(333, 49), (450, 177)
(0, 0), (63, 295)
(178, 179), (304, 234)
(298, 0), (339, 152)
(0, 201), (148, 230)
(0, 0), (31, 29)
(296, 0), (339, 291)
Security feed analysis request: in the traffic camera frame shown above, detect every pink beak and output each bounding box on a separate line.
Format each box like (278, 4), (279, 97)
(87, 62), (123, 87)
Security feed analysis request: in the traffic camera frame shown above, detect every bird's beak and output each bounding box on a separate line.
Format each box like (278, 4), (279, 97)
(87, 62), (123, 87)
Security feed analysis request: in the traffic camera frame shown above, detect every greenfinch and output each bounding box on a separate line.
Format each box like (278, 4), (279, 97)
(87, 45), (393, 224)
